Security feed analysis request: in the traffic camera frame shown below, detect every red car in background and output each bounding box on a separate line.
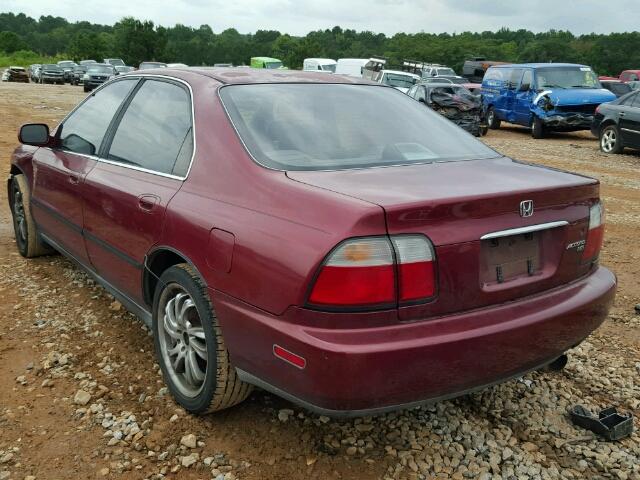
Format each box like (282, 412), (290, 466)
(619, 70), (640, 82)
(8, 69), (616, 416)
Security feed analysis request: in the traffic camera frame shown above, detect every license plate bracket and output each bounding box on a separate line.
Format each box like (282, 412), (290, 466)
(481, 232), (541, 285)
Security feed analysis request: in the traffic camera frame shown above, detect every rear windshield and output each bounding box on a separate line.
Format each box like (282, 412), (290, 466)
(321, 64), (336, 72)
(220, 84), (499, 171)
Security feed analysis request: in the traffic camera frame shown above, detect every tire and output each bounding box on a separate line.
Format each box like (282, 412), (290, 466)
(480, 125), (489, 136)
(9, 175), (51, 258)
(83, 86), (89, 93)
(600, 124), (623, 154)
(153, 264), (252, 414)
(532, 115), (545, 139)
(487, 107), (501, 129)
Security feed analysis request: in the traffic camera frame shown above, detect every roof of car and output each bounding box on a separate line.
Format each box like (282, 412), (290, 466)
(490, 63), (589, 69)
(143, 67), (378, 85)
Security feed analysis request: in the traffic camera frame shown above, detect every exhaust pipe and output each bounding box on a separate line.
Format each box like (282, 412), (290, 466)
(546, 354), (568, 372)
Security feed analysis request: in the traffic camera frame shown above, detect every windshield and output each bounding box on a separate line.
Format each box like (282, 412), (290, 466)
(88, 66), (114, 74)
(107, 59), (125, 66)
(535, 67), (599, 89)
(220, 84), (498, 171)
(43, 64), (61, 70)
(437, 68), (456, 76)
(431, 86), (477, 102)
(382, 73), (418, 88)
(321, 64), (337, 73)
(58, 61), (75, 68)
(265, 61), (283, 69)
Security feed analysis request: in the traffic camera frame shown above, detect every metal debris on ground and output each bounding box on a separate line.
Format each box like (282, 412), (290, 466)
(568, 405), (634, 441)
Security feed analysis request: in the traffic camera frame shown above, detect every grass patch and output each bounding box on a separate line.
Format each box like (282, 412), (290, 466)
(0, 50), (69, 68)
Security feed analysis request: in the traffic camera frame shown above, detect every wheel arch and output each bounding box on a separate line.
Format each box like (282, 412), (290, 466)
(599, 118), (618, 134)
(143, 246), (208, 307)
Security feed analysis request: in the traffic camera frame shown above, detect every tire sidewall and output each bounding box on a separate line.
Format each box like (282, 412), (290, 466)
(152, 265), (219, 413)
(532, 116), (545, 139)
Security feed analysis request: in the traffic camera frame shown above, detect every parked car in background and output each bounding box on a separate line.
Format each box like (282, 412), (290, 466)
(592, 90), (640, 154)
(57, 60), (77, 82)
(303, 58), (337, 73)
(80, 59), (98, 66)
(378, 70), (420, 93)
(335, 58), (368, 77)
(115, 65), (135, 75)
(407, 83), (486, 136)
(83, 63), (116, 92)
(139, 61), (168, 70)
(2, 66), (29, 83)
(619, 70), (640, 82)
(600, 80), (632, 98)
(71, 65), (88, 85)
(8, 68), (616, 416)
(39, 64), (65, 84)
(462, 57), (507, 83)
(463, 83), (483, 97)
(250, 57), (283, 69)
(104, 58), (125, 67)
(167, 63), (189, 68)
(362, 57), (387, 81)
(28, 64), (41, 82)
(482, 63), (616, 138)
(431, 75), (467, 85)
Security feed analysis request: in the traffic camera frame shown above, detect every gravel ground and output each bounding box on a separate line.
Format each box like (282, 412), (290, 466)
(0, 82), (638, 480)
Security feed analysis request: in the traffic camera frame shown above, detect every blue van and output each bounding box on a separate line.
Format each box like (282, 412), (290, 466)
(481, 63), (616, 138)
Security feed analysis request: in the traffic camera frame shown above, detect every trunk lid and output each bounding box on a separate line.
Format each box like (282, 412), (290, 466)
(287, 157), (599, 319)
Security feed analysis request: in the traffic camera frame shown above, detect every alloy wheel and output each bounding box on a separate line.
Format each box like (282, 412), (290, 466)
(12, 185), (27, 247)
(158, 285), (208, 397)
(601, 128), (616, 153)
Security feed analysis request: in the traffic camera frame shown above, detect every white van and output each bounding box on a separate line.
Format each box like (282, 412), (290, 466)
(335, 58), (369, 77)
(303, 58), (337, 73)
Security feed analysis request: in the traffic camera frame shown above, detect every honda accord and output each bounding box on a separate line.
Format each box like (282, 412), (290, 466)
(8, 68), (616, 416)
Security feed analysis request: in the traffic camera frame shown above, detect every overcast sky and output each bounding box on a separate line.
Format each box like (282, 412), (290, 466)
(4, 0), (639, 36)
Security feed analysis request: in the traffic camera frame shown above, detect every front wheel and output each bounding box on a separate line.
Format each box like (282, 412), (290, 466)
(600, 124), (623, 154)
(10, 175), (51, 258)
(487, 107), (501, 129)
(153, 264), (252, 414)
(532, 115), (545, 139)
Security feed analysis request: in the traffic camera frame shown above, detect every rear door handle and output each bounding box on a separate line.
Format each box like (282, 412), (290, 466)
(68, 174), (80, 185)
(138, 194), (159, 212)
(619, 112), (626, 117)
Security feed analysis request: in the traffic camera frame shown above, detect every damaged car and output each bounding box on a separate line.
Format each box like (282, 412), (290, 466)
(1, 66), (29, 83)
(482, 63), (616, 138)
(408, 83), (486, 136)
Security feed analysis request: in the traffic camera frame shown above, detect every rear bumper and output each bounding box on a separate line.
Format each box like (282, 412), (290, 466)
(214, 266), (616, 416)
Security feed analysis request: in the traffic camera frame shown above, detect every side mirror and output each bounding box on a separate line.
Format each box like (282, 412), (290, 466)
(19, 123), (50, 146)
(519, 83), (531, 92)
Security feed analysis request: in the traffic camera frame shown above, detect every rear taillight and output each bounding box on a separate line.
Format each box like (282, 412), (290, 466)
(392, 235), (436, 302)
(582, 201), (605, 261)
(308, 235), (436, 309)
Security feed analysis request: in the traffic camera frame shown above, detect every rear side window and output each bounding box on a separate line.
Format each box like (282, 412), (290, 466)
(106, 79), (193, 176)
(60, 79), (137, 155)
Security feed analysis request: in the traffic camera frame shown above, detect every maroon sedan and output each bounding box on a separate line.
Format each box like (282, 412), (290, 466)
(8, 69), (615, 416)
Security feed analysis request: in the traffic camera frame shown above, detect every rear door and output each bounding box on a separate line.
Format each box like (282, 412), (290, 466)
(31, 78), (139, 265)
(504, 68), (523, 122)
(620, 93), (640, 147)
(82, 77), (194, 303)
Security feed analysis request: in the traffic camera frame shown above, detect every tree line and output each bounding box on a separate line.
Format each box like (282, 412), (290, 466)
(1, 12), (639, 75)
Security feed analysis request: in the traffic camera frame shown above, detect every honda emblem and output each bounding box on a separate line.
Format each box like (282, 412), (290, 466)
(520, 200), (534, 217)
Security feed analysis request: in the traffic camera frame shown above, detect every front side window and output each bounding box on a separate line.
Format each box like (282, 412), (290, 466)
(220, 84), (499, 171)
(107, 79), (193, 176)
(60, 79), (137, 155)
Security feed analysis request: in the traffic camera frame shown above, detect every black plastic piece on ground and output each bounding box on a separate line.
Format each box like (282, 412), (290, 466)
(569, 405), (634, 441)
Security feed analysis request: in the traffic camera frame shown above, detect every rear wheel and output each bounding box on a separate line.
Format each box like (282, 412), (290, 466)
(600, 124), (623, 154)
(10, 175), (51, 258)
(153, 264), (252, 414)
(487, 107), (501, 129)
(532, 115), (545, 139)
